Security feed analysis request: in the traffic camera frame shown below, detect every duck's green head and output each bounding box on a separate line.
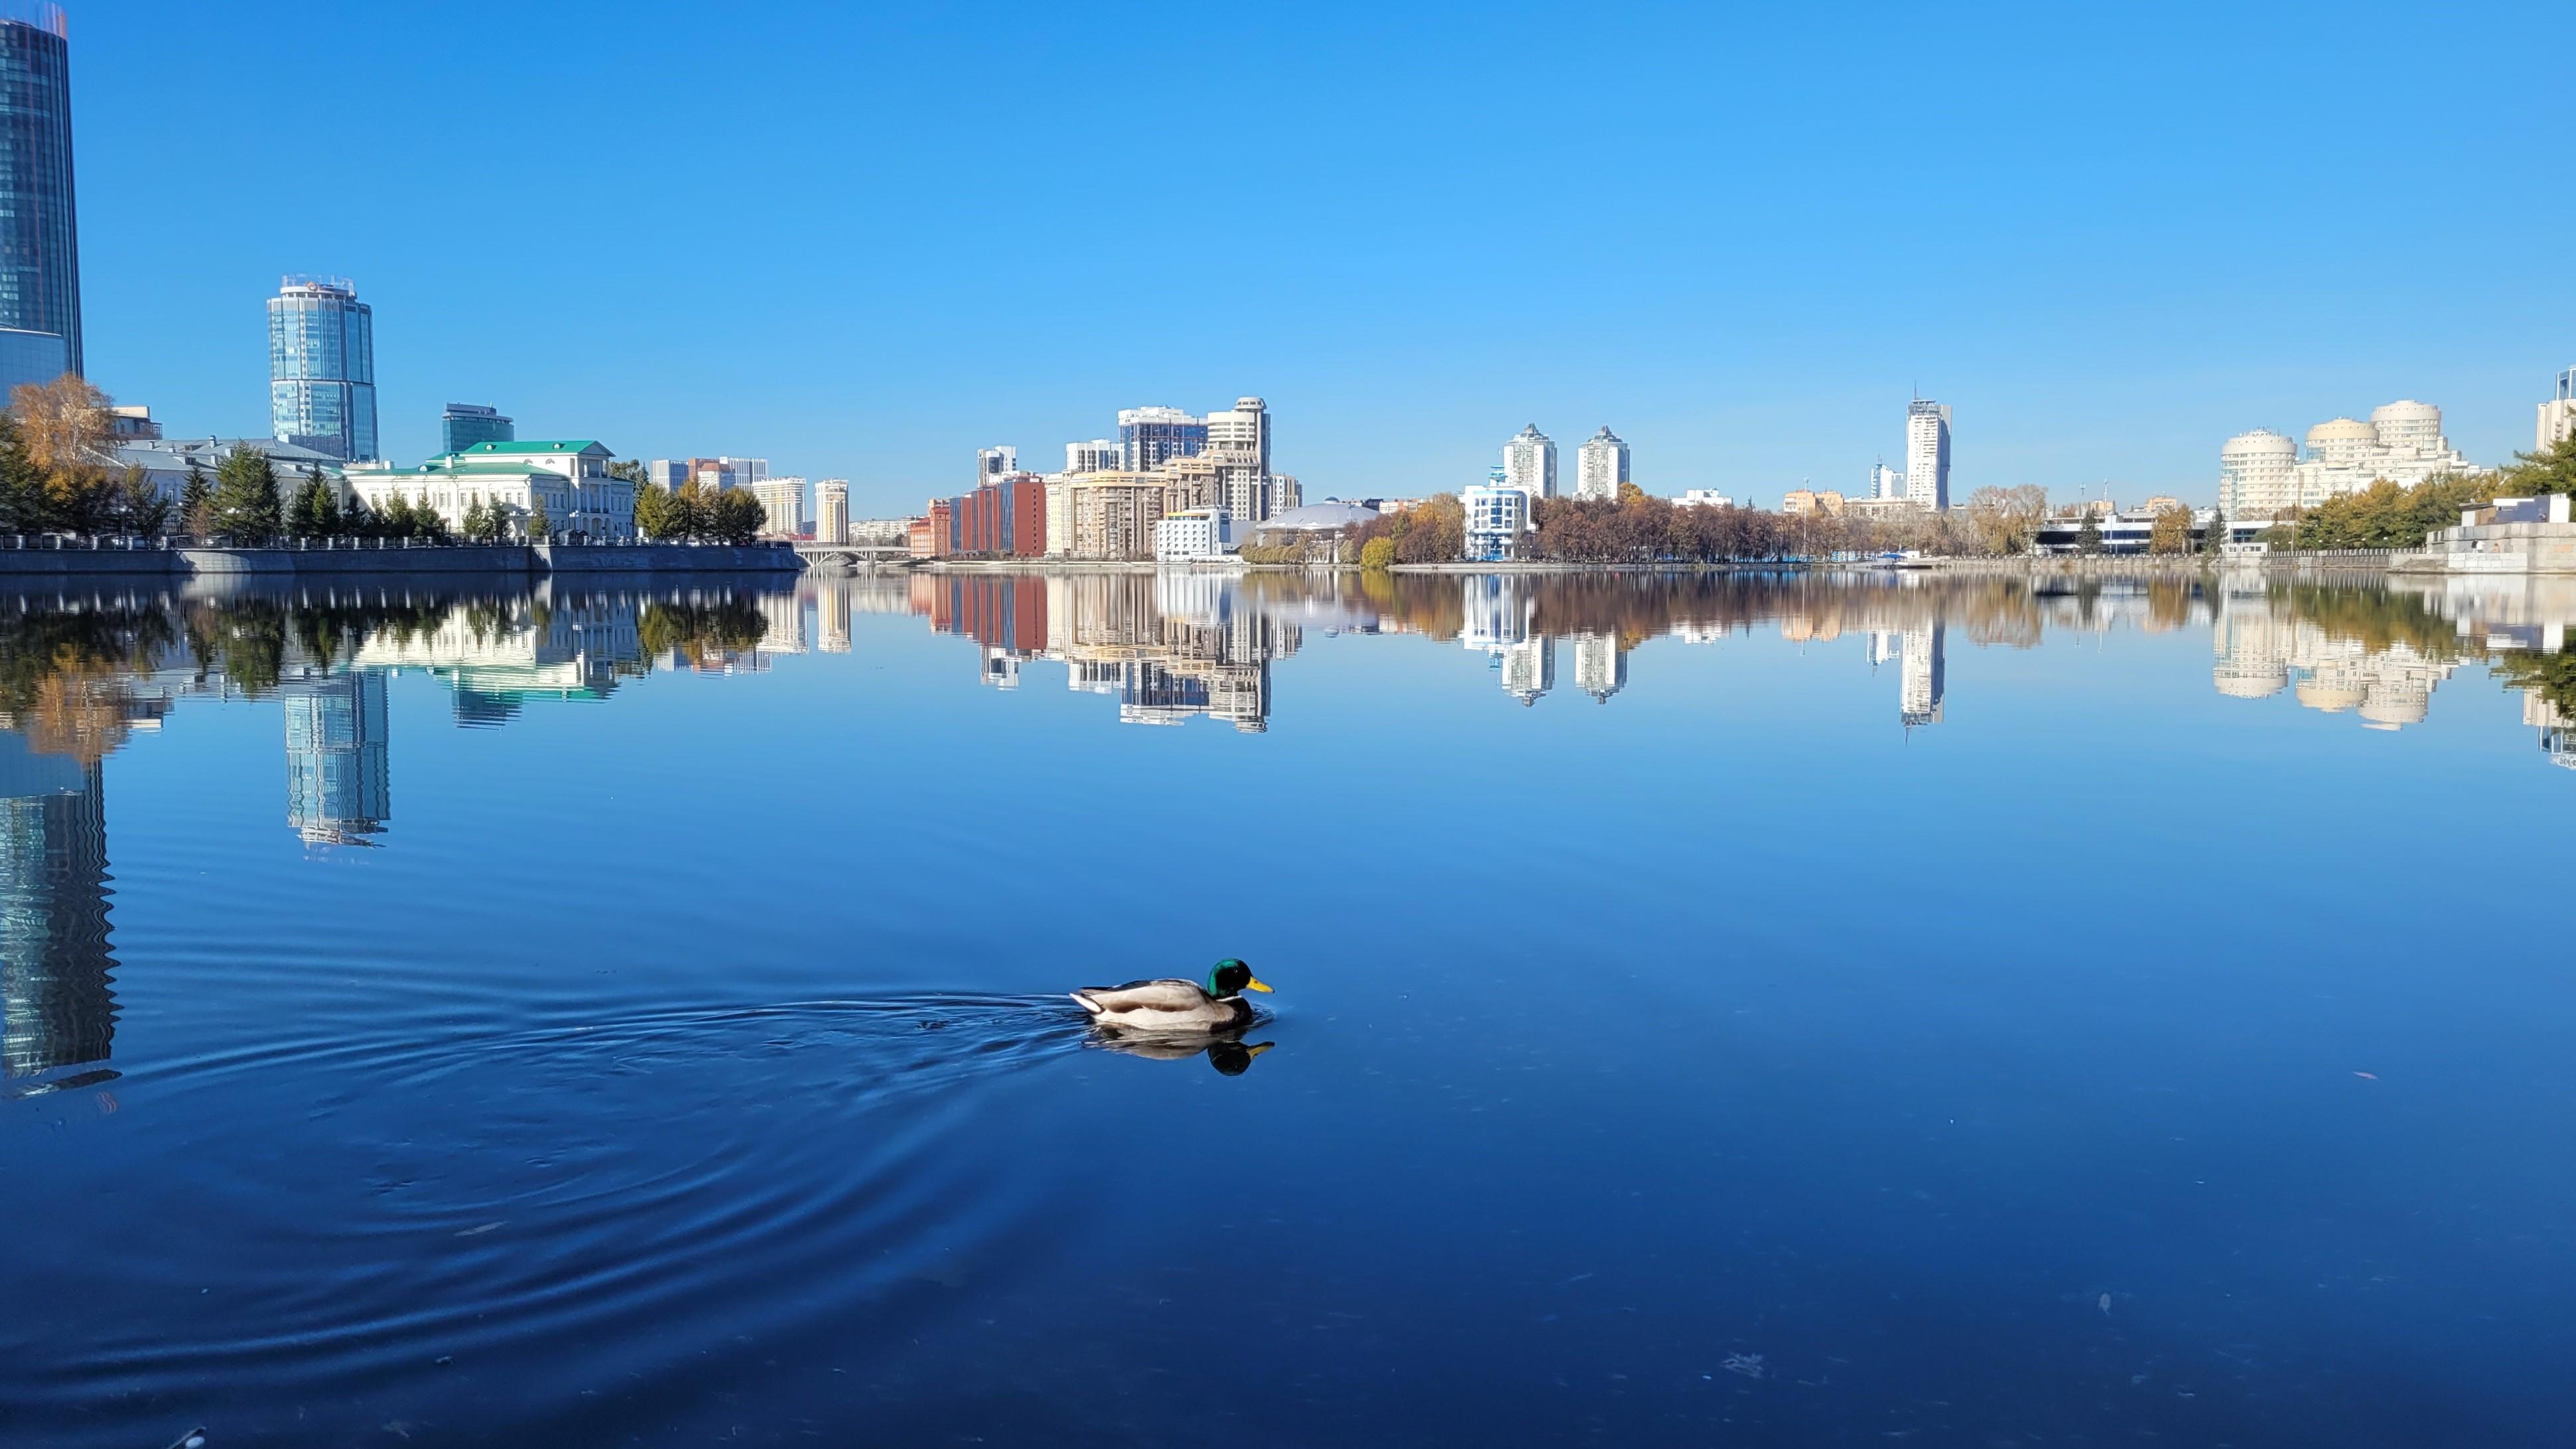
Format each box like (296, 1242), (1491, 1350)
(1207, 959), (1273, 999)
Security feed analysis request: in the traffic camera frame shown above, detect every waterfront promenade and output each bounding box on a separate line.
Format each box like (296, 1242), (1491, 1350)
(0, 539), (802, 581)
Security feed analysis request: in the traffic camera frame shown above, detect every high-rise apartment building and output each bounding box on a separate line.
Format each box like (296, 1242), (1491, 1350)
(0, 7), (79, 378)
(1503, 425), (1556, 499)
(441, 403), (513, 454)
(1575, 427), (1629, 502)
(1119, 406), (1207, 471)
(750, 476), (808, 536)
(1207, 397), (1272, 478)
(2541, 368), (2576, 453)
(977, 446), (1018, 484)
(1905, 400), (1950, 512)
(269, 277), (377, 461)
(689, 456), (767, 490)
(2218, 430), (2299, 519)
(815, 478), (850, 544)
(2219, 401), (2474, 519)
(1065, 439), (1120, 474)
(1867, 460), (1906, 501)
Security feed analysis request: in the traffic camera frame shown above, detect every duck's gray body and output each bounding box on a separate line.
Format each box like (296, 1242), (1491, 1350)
(1069, 977), (1254, 1032)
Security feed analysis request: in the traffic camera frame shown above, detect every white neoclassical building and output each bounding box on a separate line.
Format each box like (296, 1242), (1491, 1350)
(347, 440), (637, 539)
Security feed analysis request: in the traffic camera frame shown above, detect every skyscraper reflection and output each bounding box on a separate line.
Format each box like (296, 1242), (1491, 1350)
(0, 731), (115, 1080)
(283, 672), (391, 847)
(1901, 623), (1944, 728)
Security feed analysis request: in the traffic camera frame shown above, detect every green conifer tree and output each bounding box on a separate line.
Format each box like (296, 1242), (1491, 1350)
(211, 447), (283, 541)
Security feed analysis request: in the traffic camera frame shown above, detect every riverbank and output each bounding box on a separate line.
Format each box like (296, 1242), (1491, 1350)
(0, 541), (803, 580)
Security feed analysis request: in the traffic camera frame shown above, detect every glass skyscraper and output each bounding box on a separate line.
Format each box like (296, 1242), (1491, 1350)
(269, 277), (378, 462)
(441, 403), (514, 454)
(0, 6), (80, 377)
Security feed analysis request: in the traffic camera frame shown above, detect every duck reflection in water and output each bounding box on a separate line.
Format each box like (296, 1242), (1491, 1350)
(1091, 1028), (1278, 1077)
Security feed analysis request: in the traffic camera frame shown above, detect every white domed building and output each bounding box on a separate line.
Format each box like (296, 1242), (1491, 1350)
(2219, 429), (2300, 519)
(2218, 401), (2478, 521)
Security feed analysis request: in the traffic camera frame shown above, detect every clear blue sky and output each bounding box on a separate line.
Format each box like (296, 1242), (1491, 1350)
(74, 0), (2572, 514)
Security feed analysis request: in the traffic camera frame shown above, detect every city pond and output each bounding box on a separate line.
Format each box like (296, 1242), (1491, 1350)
(3, 567), (2571, 1446)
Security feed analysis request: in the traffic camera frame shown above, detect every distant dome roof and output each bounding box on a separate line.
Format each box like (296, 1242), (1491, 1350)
(2223, 429), (2297, 456)
(1256, 502), (1379, 532)
(2370, 399), (2440, 423)
(2306, 418), (2376, 445)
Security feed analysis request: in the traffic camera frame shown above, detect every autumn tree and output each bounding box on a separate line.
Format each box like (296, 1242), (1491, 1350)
(9, 374), (113, 478)
(2146, 506), (2193, 554)
(1958, 485), (2049, 555)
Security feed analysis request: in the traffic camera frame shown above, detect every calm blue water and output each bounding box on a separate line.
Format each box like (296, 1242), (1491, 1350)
(3, 569), (2570, 1447)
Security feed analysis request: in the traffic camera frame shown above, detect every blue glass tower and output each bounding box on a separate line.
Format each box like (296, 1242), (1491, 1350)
(0, 5), (81, 377)
(269, 277), (377, 462)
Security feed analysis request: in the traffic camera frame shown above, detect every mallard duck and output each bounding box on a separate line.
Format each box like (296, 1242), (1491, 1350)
(1071, 959), (1274, 1032)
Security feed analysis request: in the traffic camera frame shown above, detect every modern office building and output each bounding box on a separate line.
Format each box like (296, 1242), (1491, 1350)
(815, 478), (850, 544)
(1065, 439), (1120, 474)
(282, 672), (390, 847)
(1119, 406), (1208, 471)
(346, 440), (635, 540)
(1154, 506), (1233, 561)
(0, 325), (64, 392)
(1, 730), (113, 1079)
(1463, 471), (1530, 561)
(1867, 460), (1906, 502)
(1574, 427), (1629, 502)
(0, 7), (80, 378)
(1905, 399), (1951, 511)
(2218, 402), (2476, 519)
(269, 277), (377, 462)
(1502, 425), (1557, 499)
(441, 403), (513, 454)
(2540, 368), (2576, 453)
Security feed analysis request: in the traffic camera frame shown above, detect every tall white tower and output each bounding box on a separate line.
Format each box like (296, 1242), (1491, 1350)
(1574, 427), (1629, 502)
(1905, 400), (1951, 511)
(815, 479), (850, 544)
(2218, 430), (2299, 519)
(1503, 425), (1557, 499)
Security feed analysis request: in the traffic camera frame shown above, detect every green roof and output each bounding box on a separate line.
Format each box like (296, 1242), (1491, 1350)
(459, 440), (609, 456)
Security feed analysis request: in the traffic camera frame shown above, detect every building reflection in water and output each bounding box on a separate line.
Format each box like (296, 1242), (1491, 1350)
(906, 571), (1293, 731)
(0, 731), (115, 1081)
(283, 672), (390, 847)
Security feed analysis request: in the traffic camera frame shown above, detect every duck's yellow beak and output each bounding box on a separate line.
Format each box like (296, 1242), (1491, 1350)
(1246, 1042), (1275, 1058)
(1244, 977), (1274, 994)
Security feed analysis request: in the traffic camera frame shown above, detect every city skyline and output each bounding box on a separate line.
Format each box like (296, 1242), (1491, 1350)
(54, 2), (2571, 518)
